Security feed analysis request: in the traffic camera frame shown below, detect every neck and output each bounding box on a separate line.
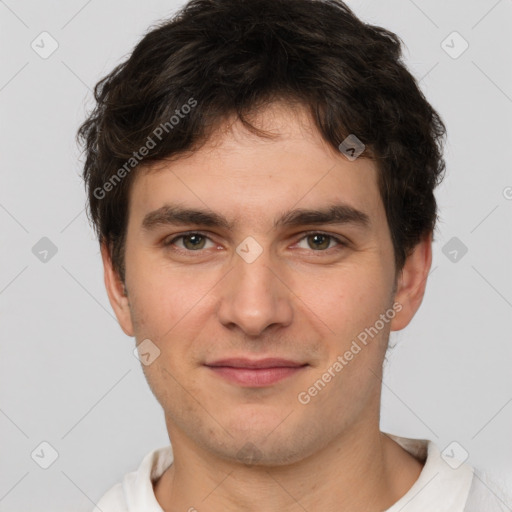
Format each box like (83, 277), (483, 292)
(154, 423), (424, 512)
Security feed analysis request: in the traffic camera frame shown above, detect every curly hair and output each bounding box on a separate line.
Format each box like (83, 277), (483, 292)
(77, 0), (446, 284)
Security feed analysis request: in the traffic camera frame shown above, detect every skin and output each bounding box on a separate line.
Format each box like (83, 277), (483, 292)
(102, 100), (432, 511)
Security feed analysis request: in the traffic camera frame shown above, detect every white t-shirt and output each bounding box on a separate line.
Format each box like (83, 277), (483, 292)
(93, 433), (510, 511)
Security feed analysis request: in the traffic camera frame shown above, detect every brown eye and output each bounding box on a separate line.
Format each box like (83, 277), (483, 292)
(297, 232), (344, 251)
(181, 234), (207, 250)
(164, 232), (215, 252)
(307, 234), (331, 250)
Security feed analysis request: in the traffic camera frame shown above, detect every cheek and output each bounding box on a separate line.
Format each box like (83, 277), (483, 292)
(303, 268), (393, 403)
(127, 267), (222, 381)
(126, 255), (209, 336)
(301, 265), (391, 339)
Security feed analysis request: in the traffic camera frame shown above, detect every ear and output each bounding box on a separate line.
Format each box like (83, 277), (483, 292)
(390, 231), (433, 332)
(100, 241), (135, 337)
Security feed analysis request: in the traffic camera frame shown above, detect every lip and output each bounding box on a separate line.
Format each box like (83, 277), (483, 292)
(206, 357), (306, 369)
(204, 358), (308, 387)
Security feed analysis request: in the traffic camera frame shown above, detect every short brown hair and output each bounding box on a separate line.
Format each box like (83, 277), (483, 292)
(77, 0), (446, 284)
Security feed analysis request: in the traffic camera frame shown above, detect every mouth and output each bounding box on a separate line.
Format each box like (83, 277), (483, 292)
(204, 358), (309, 387)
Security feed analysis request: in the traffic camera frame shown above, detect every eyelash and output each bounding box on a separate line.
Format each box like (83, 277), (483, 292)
(162, 230), (348, 256)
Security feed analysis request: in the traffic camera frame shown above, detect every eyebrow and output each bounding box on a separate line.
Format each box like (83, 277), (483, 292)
(141, 202), (371, 232)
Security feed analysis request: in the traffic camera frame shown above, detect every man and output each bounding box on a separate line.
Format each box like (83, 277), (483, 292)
(78, 0), (509, 510)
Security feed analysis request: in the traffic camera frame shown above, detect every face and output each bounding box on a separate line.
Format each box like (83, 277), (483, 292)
(103, 101), (430, 466)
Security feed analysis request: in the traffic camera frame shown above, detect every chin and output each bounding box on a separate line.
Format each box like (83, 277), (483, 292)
(203, 420), (323, 468)
(218, 438), (312, 467)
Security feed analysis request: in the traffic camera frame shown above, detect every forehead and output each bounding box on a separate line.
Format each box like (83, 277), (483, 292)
(128, 101), (384, 232)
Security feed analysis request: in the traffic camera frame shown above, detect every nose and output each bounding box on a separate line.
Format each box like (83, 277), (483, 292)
(216, 247), (294, 337)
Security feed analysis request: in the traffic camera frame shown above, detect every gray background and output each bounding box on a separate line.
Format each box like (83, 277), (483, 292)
(1, 0), (511, 510)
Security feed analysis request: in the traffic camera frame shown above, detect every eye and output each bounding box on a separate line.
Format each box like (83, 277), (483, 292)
(163, 232), (216, 252)
(295, 232), (346, 252)
(162, 231), (347, 255)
